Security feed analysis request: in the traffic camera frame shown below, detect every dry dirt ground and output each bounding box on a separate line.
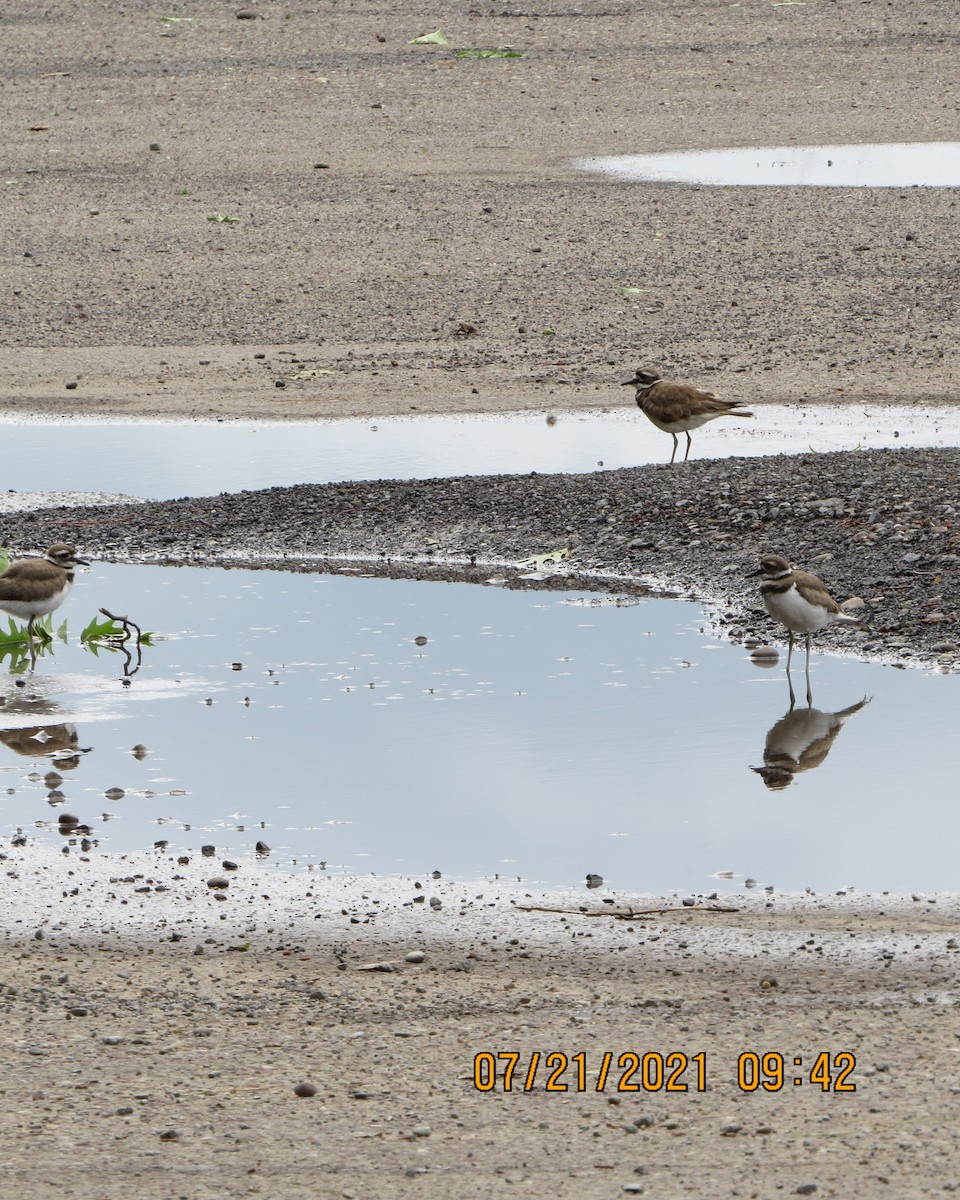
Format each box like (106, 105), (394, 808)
(2, 0), (960, 1195)
(2, 0), (959, 420)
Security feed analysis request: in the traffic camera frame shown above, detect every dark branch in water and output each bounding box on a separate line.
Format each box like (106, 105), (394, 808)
(98, 607), (144, 676)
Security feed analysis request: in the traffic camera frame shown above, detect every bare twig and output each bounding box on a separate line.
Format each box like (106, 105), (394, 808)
(516, 904), (740, 919)
(98, 607), (144, 676)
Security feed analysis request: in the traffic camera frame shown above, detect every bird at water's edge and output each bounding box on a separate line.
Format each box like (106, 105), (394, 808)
(622, 367), (754, 463)
(749, 553), (861, 707)
(0, 544), (89, 637)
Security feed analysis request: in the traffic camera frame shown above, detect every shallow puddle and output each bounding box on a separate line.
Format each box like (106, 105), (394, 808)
(573, 142), (960, 187)
(0, 563), (957, 894)
(3, 404), (959, 501)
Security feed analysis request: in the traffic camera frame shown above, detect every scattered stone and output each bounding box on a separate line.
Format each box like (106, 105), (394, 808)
(293, 1081), (317, 1097)
(206, 877), (230, 890)
(405, 950), (426, 963)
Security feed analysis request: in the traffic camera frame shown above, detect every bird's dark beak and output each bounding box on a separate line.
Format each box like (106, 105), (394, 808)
(746, 566), (764, 578)
(622, 375), (640, 387)
(75, 557), (91, 567)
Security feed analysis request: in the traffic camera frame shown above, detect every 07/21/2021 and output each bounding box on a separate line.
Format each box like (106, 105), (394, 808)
(472, 1050), (857, 1094)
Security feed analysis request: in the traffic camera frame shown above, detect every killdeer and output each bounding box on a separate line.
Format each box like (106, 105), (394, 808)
(752, 696), (871, 790)
(0, 544), (89, 637)
(622, 367), (754, 464)
(749, 553), (860, 706)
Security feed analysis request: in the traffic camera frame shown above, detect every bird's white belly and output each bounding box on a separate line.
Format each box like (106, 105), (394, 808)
(0, 581), (71, 621)
(763, 585), (835, 634)
(642, 408), (715, 434)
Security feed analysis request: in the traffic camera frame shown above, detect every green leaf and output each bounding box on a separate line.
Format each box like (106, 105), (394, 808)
(621, 286), (648, 295)
(207, 213), (241, 224)
(410, 28), (447, 44)
(80, 614), (156, 653)
(454, 48), (524, 59)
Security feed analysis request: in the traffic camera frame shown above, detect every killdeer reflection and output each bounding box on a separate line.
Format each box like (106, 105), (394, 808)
(752, 697), (871, 790)
(622, 367), (754, 464)
(0, 544), (89, 638)
(750, 553), (861, 706)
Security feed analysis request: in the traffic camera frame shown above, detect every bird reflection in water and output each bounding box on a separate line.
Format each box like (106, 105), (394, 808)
(752, 697), (871, 791)
(0, 722), (91, 770)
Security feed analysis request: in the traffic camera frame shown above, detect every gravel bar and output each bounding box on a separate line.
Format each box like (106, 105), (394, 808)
(3, 446), (958, 670)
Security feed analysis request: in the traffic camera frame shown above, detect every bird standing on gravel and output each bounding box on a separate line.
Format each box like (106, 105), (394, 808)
(749, 553), (861, 707)
(622, 367), (754, 464)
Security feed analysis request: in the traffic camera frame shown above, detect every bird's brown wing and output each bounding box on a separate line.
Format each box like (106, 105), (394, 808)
(792, 570), (843, 614)
(646, 380), (752, 420)
(0, 559), (57, 596)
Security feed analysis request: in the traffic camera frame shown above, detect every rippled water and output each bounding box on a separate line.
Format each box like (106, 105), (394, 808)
(0, 563), (956, 894)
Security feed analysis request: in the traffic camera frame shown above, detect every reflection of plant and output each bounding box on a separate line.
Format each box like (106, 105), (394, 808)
(85, 608), (154, 677)
(0, 613), (154, 673)
(80, 613), (154, 652)
(0, 616), (63, 673)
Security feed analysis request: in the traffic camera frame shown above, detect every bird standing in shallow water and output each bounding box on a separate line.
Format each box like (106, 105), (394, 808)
(622, 367), (754, 463)
(0, 544), (89, 639)
(750, 553), (861, 707)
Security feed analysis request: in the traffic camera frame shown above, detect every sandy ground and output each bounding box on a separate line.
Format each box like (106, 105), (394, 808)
(3, 0), (960, 1194)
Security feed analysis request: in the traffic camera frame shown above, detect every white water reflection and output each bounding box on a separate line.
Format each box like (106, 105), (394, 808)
(0, 563), (957, 894)
(2, 403), (959, 501)
(573, 142), (960, 187)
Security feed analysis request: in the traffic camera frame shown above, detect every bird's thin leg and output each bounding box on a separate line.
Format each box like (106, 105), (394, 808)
(805, 634), (813, 707)
(26, 616), (36, 643)
(785, 631), (797, 708)
(684, 432), (692, 462)
(669, 434), (678, 465)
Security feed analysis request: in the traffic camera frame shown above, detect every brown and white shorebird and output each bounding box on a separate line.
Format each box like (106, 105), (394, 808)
(622, 367), (754, 464)
(0, 544), (89, 638)
(749, 553), (861, 706)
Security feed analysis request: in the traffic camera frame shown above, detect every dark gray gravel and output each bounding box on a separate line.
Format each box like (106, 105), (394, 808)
(5, 446), (959, 669)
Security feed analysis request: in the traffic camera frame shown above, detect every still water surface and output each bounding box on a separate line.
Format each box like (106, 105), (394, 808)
(2, 405), (958, 500)
(0, 563), (955, 894)
(573, 142), (960, 187)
